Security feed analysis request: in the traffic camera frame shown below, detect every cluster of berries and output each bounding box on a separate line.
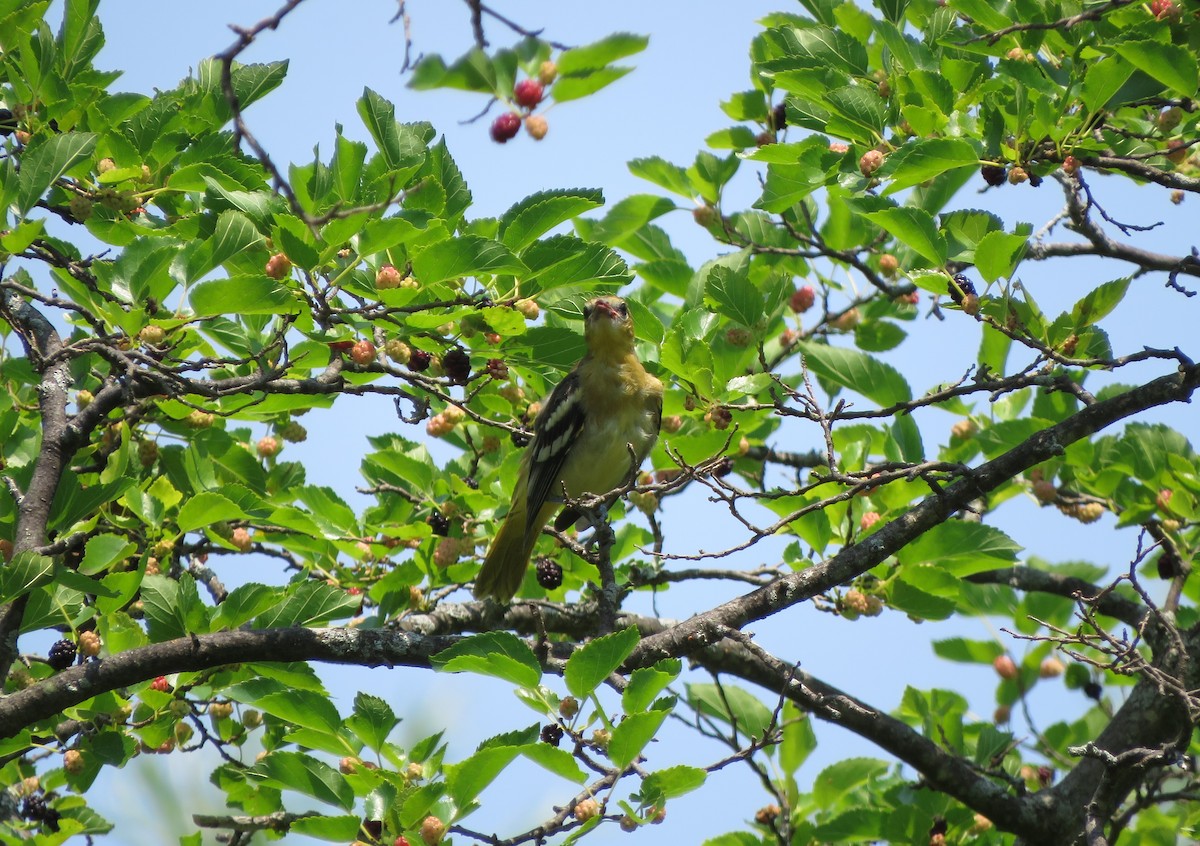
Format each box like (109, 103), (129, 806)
(491, 62), (557, 143)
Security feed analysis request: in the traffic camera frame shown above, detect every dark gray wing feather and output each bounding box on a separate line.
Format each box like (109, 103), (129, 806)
(524, 369), (585, 533)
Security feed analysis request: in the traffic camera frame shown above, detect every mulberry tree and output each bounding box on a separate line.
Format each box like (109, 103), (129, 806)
(0, 1), (1198, 844)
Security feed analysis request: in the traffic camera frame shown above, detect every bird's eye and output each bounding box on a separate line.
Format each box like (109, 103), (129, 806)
(582, 303), (593, 318)
(616, 301), (629, 316)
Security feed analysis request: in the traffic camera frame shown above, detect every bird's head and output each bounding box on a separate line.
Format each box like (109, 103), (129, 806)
(583, 296), (635, 353)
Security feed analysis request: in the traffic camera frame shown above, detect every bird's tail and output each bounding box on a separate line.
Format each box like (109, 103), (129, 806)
(474, 502), (539, 600)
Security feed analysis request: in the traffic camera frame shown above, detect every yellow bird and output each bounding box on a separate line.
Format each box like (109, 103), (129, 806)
(474, 296), (664, 600)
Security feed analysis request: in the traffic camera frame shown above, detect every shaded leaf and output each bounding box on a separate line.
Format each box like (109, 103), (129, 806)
(190, 276), (300, 316)
(863, 207), (946, 265)
(1112, 41), (1198, 99)
(16, 132), (97, 216)
(410, 235), (526, 284)
(251, 751), (354, 811)
(880, 138), (978, 195)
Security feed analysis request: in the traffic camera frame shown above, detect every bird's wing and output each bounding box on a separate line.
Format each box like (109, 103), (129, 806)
(523, 367), (585, 534)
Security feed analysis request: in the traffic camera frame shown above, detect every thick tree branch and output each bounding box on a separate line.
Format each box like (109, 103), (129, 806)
(0, 293), (81, 680)
(1028, 174), (1200, 280)
(625, 362), (1200, 673)
(1080, 154), (1200, 195)
(693, 636), (1050, 840)
(0, 627), (480, 739)
(966, 567), (1146, 629)
(1046, 625), (1199, 843)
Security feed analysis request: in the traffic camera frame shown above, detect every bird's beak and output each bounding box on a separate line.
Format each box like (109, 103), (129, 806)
(590, 298), (619, 320)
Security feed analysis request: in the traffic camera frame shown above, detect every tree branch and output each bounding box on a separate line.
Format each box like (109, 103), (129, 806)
(0, 293), (80, 680)
(0, 627), (489, 739)
(966, 567), (1146, 629)
(625, 362), (1200, 673)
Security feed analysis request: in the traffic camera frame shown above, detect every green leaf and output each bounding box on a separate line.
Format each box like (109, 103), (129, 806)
(408, 48), (496, 94)
(706, 264), (767, 328)
(357, 88), (429, 171)
(141, 573), (210, 640)
(702, 834), (761, 846)
(813, 809), (885, 840)
(109, 240), (175, 305)
(940, 209), (1003, 258)
(798, 342), (912, 407)
(581, 194), (676, 244)
(705, 126), (759, 149)
(1082, 56), (1133, 112)
(355, 211), (435, 255)
(257, 689), (343, 735)
(726, 373), (775, 397)
(622, 659), (682, 714)
(445, 746), (520, 807)
(177, 492), (245, 533)
(932, 637), (1004, 663)
(273, 215), (321, 269)
(556, 33), (648, 75)
(190, 276), (300, 316)
(520, 742), (587, 782)
(331, 134), (368, 202)
(49, 475), (134, 535)
(55, 566), (118, 599)
(251, 751), (354, 811)
(498, 188), (604, 251)
(79, 534), (137, 576)
(628, 156), (694, 198)
(1070, 277), (1129, 329)
(289, 815), (361, 841)
(974, 230), (1028, 283)
(15, 132), (97, 216)
(210, 583), (277, 631)
(256, 582), (357, 627)
(1112, 41), (1198, 99)
(520, 235), (632, 292)
(825, 85), (887, 144)
(896, 521), (1021, 576)
(206, 210), (262, 274)
(552, 67), (634, 102)
(779, 26), (868, 75)
(640, 765), (707, 803)
(0, 552), (55, 605)
(565, 626), (639, 699)
(0, 219), (45, 254)
(686, 683), (772, 740)
(880, 139), (978, 196)
(889, 573), (957, 620)
(432, 631), (541, 688)
(758, 157), (827, 212)
(203, 178), (284, 229)
(688, 152), (740, 205)
(812, 757), (889, 807)
(608, 708), (669, 770)
(853, 320), (906, 353)
(410, 235), (526, 284)
(230, 60), (289, 110)
(862, 207), (946, 265)
(780, 701), (817, 776)
(946, 0), (1011, 28)
(345, 692), (399, 753)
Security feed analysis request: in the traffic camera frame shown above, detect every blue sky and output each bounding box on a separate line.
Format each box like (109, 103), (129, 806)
(33, 1), (1200, 843)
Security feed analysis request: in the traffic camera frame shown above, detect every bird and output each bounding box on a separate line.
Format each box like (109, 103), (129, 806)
(474, 295), (664, 601)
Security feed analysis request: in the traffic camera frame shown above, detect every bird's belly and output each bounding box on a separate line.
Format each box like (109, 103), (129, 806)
(557, 409), (656, 497)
